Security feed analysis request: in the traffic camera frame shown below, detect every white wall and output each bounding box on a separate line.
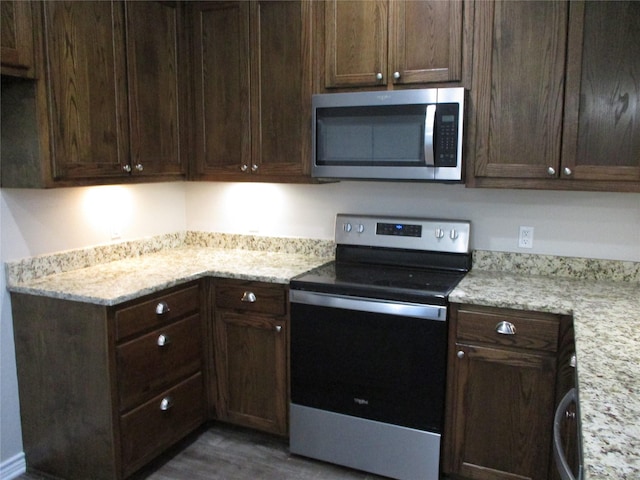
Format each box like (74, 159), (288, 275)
(186, 181), (640, 262)
(1, 180), (639, 478)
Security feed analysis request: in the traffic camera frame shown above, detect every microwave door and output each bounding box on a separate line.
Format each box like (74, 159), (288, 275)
(424, 105), (436, 167)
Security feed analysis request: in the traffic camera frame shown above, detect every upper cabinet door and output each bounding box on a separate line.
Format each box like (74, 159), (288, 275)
(125, 1), (186, 177)
(561, 1), (640, 183)
(43, 1), (129, 180)
(1, 0), (36, 78)
(389, 0), (463, 85)
(251, 1), (312, 178)
(324, 0), (388, 88)
(191, 2), (251, 179)
(470, 1), (568, 180)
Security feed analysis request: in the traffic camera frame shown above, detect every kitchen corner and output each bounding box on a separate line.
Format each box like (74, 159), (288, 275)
(5, 233), (640, 479)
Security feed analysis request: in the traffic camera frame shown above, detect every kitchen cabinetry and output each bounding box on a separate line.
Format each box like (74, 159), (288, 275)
(190, 1), (312, 182)
(11, 282), (206, 480)
(212, 279), (288, 436)
(468, 0), (640, 192)
(1, 1), (187, 188)
(319, 0), (470, 90)
(443, 304), (568, 480)
(1, 0), (36, 77)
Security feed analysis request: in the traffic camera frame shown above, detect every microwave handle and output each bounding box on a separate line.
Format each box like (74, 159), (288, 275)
(424, 105), (436, 166)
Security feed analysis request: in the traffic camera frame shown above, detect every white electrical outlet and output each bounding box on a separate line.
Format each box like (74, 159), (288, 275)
(518, 226), (534, 249)
(111, 224), (122, 240)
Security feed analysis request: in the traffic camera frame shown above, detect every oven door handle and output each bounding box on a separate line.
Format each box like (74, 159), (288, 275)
(290, 290), (446, 321)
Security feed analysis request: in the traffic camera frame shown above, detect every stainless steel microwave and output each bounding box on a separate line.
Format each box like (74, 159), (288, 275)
(312, 87), (465, 182)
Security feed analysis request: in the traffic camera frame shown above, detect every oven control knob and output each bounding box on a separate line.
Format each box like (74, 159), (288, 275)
(357, 224), (365, 233)
(450, 229), (459, 240)
(343, 223), (352, 233)
(435, 228), (445, 239)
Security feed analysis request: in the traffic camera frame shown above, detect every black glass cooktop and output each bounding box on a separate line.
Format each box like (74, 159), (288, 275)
(290, 260), (467, 305)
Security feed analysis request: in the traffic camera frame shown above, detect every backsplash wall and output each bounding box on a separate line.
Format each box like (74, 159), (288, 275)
(187, 181), (640, 262)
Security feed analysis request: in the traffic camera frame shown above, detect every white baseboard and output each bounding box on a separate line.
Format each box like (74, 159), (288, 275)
(0, 452), (26, 480)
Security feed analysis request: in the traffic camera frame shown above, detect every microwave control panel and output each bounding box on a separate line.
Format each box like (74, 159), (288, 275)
(434, 103), (459, 167)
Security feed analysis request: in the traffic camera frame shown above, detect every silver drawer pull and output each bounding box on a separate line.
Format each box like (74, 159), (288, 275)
(241, 291), (257, 303)
(159, 396), (173, 411)
(155, 301), (170, 315)
(495, 321), (516, 335)
(157, 334), (170, 347)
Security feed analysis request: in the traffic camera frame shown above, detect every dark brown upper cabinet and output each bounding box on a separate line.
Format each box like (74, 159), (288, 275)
(190, 1), (312, 182)
(561, 1), (640, 185)
(467, 0), (639, 192)
(320, 0), (470, 91)
(1, 0), (36, 78)
(1, 1), (187, 188)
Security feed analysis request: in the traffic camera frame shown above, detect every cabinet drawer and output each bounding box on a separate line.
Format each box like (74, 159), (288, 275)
(115, 284), (200, 341)
(456, 308), (559, 353)
(117, 314), (202, 411)
(215, 280), (286, 316)
(120, 372), (205, 477)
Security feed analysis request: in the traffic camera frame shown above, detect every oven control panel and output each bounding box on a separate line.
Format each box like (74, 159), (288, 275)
(336, 214), (471, 254)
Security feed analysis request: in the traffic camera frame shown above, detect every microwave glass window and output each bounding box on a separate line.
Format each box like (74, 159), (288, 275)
(316, 105), (426, 166)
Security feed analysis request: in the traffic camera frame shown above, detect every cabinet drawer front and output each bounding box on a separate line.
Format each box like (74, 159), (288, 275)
(215, 281), (286, 315)
(456, 309), (559, 352)
(120, 373), (205, 477)
(115, 284), (200, 340)
(117, 314), (202, 411)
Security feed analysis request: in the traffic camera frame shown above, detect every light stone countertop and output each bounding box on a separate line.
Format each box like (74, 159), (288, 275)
(6, 246), (332, 306)
(5, 235), (640, 479)
(450, 270), (640, 480)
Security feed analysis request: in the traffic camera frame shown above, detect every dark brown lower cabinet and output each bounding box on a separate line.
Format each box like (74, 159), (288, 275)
(443, 304), (569, 480)
(11, 281), (206, 480)
(212, 278), (289, 436)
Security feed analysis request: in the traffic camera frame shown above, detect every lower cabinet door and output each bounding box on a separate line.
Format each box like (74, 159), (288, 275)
(214, 311), (288, 435)
(445, 343), (556, 480)
(120, 373), (205, 477)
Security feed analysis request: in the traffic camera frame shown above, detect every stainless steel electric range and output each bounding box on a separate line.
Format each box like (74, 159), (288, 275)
(289, 214), (471, 480)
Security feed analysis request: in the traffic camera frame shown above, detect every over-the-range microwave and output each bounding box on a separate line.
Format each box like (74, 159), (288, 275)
(312, 87), (465, 182)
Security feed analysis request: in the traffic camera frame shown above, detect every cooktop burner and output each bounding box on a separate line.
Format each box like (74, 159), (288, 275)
(290, 261), (466, 305)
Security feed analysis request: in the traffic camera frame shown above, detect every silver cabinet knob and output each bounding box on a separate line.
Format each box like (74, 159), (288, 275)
(240, 164), (248, 172)
(159, 396), (173, 411)
(155, 301), (170, 315)
(135, 163), (144, 172)
(563, 167), (572, 176)
(495, 321), (517, 335)
(565, 410), (576, 420)
(122, 164), (132, 173)
(547, 166), (556, 175)
(251, 164), (258, 172)
(241, 291), (257, 303)
(157, 334), (170, 347)
(375, 72), (383, 81)
(393, 71), (401, 80)
(457, 350), (465, 359)
(275, 325), (282, 333)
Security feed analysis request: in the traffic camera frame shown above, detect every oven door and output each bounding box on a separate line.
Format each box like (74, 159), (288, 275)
(290, 290), (447, 433)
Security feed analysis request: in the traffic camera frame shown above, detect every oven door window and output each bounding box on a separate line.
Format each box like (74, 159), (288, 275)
(290, 302), (446, 433)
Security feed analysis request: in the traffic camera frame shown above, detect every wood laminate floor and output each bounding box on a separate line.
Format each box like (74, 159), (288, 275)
(19, 423), (389, 480)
